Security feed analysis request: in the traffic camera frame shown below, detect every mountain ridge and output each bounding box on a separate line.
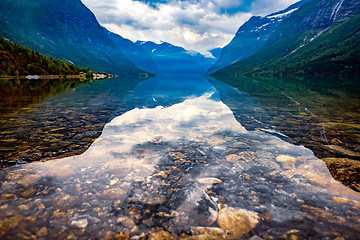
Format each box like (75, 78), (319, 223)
(208, 0), (311, 73)
(212, 0), (360, 77)
(135, 40), (215, 75)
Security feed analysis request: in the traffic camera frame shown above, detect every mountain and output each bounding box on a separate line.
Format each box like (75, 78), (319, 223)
(213, 0), (360, 77)
(103, 28), (159, 73)
(208, 0), (311, 73)
(0, 0), (143, 76)
(209, 48), (222, 59)
(135, 41), (215, 75)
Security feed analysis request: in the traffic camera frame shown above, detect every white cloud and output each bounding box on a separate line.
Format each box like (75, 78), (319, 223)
(82, 0), (299, 54)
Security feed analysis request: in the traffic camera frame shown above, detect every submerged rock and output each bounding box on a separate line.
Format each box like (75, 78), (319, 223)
(301, 205), (334, 219)
(217, 207), (259, 237)
(0, 215), (23, 238)
(148, 230), (175, 240)
(142, 194), (166, 205)
(100, 188), (127, 200)
(71, 218), (88, 229)
(225, 154), (241, 162)
(191, 227), (226, 239)
(53, 194), (79, 211)
(17, 174), (41, 188)
(36, 227), (48, 237)
(197, 178), (222, 185)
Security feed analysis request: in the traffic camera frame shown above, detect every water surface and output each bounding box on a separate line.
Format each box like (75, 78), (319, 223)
(212, 75), (360, 191)
(0, 75), (359, 239)
(0, 77), (142, 167)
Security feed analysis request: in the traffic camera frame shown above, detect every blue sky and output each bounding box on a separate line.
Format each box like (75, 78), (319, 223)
(82, 0), (299, 55)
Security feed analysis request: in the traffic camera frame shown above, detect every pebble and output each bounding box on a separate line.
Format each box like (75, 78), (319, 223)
(53, 194), (79, 211)
(36, 227), (48, 237)
(197, 178), (222, 184)
(142, 194), (166, 205)
(249, 235), (264, 240)
(226, 154), (241, 162)
(21, 188), (37, 198)
(238, 151), (257, 162)
(148, 230), (175, 240)
(117, 217), (135, 229)
(110, 178), (119, 186)
(71, 218), (88, 229)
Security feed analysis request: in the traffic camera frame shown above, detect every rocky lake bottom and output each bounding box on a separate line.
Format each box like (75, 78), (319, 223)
(0, 76), (359, 239)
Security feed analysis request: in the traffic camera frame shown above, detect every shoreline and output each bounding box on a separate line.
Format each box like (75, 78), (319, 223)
(0, 73), (114, 80)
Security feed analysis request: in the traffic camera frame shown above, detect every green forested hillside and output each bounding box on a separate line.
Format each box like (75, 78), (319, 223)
(0, 0), (142, 75)
(213, 0), (360, 77)
(0, 36), (90, 76)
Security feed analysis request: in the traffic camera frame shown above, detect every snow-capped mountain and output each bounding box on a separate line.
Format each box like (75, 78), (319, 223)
(208, 0), (311, 73)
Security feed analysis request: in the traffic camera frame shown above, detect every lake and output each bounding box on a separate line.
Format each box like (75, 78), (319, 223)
(0, 75), (359, 239)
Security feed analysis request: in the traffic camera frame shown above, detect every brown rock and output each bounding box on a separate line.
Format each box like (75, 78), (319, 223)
(148, 231), (175, 240)
(5, 169), (30, 181)
(260, 212), (273, 222)
(21, 188), (37, 198)
(168, 152), (186, 161)
(117, 217), (135, 229)
(191, 227), (226, 239)
(0, 215), (23, 238)
(301, 205), (334, 219)
(53, 194), (79, 211)
(332, 196), (350, 204)
(154, 171), (168, 179)
(226, 154), (241, 162)
(17, 174), (41, 188)
(197, 178), (222, 184)
(36, 227), (48, 237)
(217, 207), (259, 237)
(71, 218), (88, 229)
(114, 232), (130, 240)
(238, 151), (257, 162)
(142, 194), (166, 205)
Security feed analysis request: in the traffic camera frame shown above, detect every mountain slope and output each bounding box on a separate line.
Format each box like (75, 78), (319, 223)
(136, 41), (215, 75)
(208, 0), (311, 73)
(0, 0), (142, 75)
(103, 28), (159, 73)
(0, 36), (90, 75)
(213, 0), (360, 77)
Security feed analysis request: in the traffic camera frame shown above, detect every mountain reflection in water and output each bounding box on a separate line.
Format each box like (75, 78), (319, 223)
(0, 76), (359, 239)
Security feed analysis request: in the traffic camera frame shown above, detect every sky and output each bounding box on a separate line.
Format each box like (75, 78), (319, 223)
(81, 0), (299, 55)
